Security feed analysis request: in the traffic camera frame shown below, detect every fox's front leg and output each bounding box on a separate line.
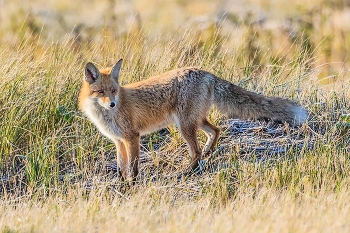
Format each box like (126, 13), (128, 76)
(123, 134), (140, 180)
(115, 140), (128, 179)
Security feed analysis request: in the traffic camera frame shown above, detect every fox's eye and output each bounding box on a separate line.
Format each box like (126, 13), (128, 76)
(97, 90), (104, 94)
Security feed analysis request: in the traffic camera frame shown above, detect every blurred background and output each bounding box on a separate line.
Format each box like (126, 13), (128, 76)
(0, 0), (349, 76)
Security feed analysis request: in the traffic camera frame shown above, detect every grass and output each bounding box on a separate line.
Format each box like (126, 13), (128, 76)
(1, 187), (350, 232)
(1, 2), (350, 231)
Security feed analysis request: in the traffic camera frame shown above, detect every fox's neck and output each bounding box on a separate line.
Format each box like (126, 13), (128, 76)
(83, 97), (122, 141)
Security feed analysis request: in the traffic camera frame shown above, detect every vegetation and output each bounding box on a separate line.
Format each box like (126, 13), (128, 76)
(1, 0), (350, 232)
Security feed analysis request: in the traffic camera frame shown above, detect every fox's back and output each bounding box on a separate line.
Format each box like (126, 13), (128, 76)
(123, 67), (215, 105)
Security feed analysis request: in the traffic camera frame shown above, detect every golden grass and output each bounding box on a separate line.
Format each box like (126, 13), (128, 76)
(2, 186), (350, 232)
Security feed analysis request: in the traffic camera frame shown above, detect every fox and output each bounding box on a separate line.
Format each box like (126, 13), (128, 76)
(79, 59), (307, 180)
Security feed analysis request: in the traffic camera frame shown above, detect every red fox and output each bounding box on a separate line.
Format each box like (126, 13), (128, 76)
(79, 59), (307, 180)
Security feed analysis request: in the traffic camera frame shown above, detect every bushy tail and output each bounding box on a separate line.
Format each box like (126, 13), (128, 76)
(212, 77), (307, 125)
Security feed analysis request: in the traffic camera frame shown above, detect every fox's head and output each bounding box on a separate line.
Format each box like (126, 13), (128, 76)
(83, 59), (123, 110)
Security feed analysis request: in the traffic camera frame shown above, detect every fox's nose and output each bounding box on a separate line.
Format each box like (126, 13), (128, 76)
(110, 102), (116, 108)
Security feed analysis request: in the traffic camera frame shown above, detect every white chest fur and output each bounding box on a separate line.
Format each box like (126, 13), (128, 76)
(82, 98), (122, 141)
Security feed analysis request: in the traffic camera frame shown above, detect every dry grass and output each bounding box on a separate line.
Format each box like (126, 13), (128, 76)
(2, 187), (350, 233)
(1, 0), (350, 232)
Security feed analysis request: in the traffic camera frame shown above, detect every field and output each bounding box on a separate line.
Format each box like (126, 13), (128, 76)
(1, 0), (350, 232)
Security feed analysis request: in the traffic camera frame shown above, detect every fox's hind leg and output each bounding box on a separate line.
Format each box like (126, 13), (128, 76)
(200, 119), (220, 156)
(174, 118), (202, 171)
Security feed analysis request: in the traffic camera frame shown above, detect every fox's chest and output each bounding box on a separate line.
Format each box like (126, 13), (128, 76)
(84, 104), (122, 141)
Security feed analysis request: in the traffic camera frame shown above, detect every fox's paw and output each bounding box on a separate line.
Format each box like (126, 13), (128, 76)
(177, 160), (207, 181)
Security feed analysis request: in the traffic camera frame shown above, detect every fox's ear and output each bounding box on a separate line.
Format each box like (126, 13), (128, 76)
(85, 62), (100, 84)
(111, 59), (123, 82)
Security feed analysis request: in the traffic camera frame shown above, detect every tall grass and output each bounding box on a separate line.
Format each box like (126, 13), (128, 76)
(1, 21), (350, 232)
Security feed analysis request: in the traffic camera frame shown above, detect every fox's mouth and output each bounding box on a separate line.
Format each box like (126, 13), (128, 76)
(99, 104), (115, 111)
(103, 106), (114, 110)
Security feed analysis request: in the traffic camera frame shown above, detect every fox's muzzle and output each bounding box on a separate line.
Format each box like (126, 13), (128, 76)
(97, 97), (117, 110)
